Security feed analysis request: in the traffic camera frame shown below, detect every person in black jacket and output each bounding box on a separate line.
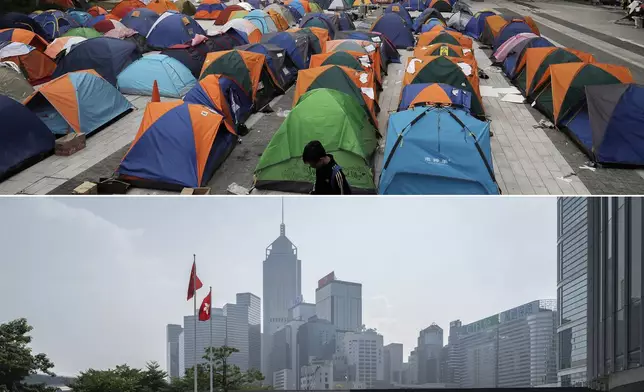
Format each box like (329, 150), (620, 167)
(302, 140), (352, 195)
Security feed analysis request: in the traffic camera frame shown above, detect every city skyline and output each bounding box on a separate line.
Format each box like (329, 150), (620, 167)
(0, 197), (556, 376)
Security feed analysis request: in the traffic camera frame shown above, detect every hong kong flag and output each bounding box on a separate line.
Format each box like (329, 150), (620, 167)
(187, 261), (203, 301)
(199, 289), (212, 321)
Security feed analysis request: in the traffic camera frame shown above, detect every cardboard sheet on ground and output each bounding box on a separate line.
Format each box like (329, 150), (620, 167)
(480, 85), (499, 97)
(496, 87), (521, 95)
(502, 94), (525, 103)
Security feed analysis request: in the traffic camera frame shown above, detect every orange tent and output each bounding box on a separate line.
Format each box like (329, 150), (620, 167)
(399, 83), (461, 109)
(0, 29), (48, 52)
(480, 15), (539, 47)
(88, 6), (108, 17)
(536, 62), (632, 124)
(288, 27), (329, 53)
(413, 43), (473, 59)
(147, 0), (179, 14)
(0, 43), (56, 84)
(215, 5), (248, 25)
(285, 0), (311, 12)
(325, 39), (383, 84)
(402, 56), (484, 117)
(267, 10), (289, 31)
(417, 30), (473, 49)
(524, 47), (595, 96)
(309, 51), (380, 90)
(294, 65), (379, 127)
(44, 36), (86, 58)
(111, 0), (146, 19)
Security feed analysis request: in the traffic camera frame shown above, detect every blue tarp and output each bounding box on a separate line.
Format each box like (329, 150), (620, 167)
(0, 95), (54, 179)
(146, 12), (205, 48)
(385, 4), (413, 27)
(121, 8), (160, 36)
(371, 13), (414, 49)
(53, 37), (141, 85)
(493, 21), (533, 50)
(379, 107), (498, 195)
(117, 54), (196, 98)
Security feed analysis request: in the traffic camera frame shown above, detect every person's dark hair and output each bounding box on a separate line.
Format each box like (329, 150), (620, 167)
(302, 140), (327, 164)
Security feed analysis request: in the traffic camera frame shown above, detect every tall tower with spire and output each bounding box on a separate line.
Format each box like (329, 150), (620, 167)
(262, 198), (302, 385)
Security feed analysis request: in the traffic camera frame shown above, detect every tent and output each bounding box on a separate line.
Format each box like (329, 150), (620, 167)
(62, 27), (103, 38)
(480, 15), (539, 46)
(238, 1), (256, 11)
(0, 29), (49, 52)
(413, 8), (446, 30)
(24, 69), (132, 136)
(420, 20), (448, 33)
(334, 12), (355, 31)
(88, 6), (108, 17)
(491, 32), (537, 64)
(563, 84), (644, 165)
(463, 9), (495, 39)
(0, 62), (34, 101)
(94, 19), (129, 34)
(335, 30), (400, 65)
(370, 13), (414, 49)
(446, 11), (473, 33)
(265, 4), (297, 26)
(66, 10), (93, 26)
(286, 5), (303, 23)
(44, 36), (86, 58)
(401, 0), (429, 11)
(177, 0), (197, 15)
(117, 54), (195, 97)
(214, 5), (248, 25)
(289, 26), (329, 53)
(223, 19), (263, 44)
(262, 31), (311, 69)
(266, 10), (289, 31)
(403, 56), (484, 117)
(183, 74), (252, 133)
(118, 101), (236, 190)
(414, 43), (472, 59)
(294, 65), (378, 126)
(53, 37), (141, 85)
(379, 106), (498, 195)
(147, 0), (179, 14)
(300, 13), (338, 39)
(246, 0), (262, 9)
(146, 12), (205, 48)
(326, 39), (384, 81)
(327, 0), (349, 10)
(195, 1), (226, 20)
(111, 0), (147, 19)
(533, 62), (633, 125)
(0, 42), (56, 84)
(237, 43), (296, 88)
(519, 47), (595, 97)
(0, 13), (50, 40)
(254, 88), (378, 193)
(200, 49), (283, 108)
(428, 0), (452, 12)
(120, 8), (160, 36)
(398, 83), (473, 112)
(310, 51), (371, 73)
(244, 10), (278, 34)
(417, 30), (472, 48)
(502, 35), (553, 78)
(161, 33), (243, 77)
(34, 11), (74, 41)
(384, 4), (413, 27)
(0, 95), (54, 180)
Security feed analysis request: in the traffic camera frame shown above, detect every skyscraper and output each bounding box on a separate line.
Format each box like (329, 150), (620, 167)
(342, 329), (384, 388)
(315, 273), (362, 333)
(183, 308), (227, 373)
(237, 293), (261, 371)
(262, 202), (302, 384)
(557, 197), (590, 387)
(166, 324), (183, 380)
(416, 324), (443, 384)
(384, 343), (403, 385)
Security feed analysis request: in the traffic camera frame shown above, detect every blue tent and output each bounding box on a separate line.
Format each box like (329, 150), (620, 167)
(413, 7), (445, 31)
(120, 8), (160, 36)
(34, 12), (74, 41)
(0, 95), (54, 180)
(385, 4), (413, 27)
(420, 19), (446, 32)
(379, 107), (499, 195)
(502, 36), (553, 78)
(300, 13), (337, 39)
(464, 10), (494, 39)
(146, 12), (205, 49)
(237, 43), (296, 88)
(493, 20), (534, 50)
(286, 6), (303, 23)
(262, 31), (310, 69)
(370, 13), (414, 49)
(53, 37), (142, 85)
(398, 83), (473, 113)
(117, 54), (196, 98)
(247, 0), (262, 9)
(67, 10), (93, 26)
(401, 0), (428, 11)
(288, 1), (306, 17)
(336, 12), (355, 31)
(335, 30), (401, 65)
(244, 10), (278, 34)
(184, 75), (253, 128)
(0, 12), (49, 40)
(564, 84), (644, 165)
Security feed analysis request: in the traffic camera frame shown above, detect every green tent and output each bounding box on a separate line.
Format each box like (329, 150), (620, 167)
(320, 52), (364, 71)
(254, 89), (378, 193)
(63, 27), (102, 38)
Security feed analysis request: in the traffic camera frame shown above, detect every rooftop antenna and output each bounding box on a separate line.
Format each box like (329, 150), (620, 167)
(280, 197), (285, 236)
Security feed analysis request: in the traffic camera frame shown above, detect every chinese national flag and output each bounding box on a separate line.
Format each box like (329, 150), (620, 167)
(199, 290), (212, 321)
(187, 261), (203, 301)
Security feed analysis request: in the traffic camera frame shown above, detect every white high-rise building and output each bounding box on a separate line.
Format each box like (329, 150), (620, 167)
(300, 360), (334, 390)
(262, 203), (301, 384)
(178, 331), (185, 378)
(166, 324), (183, 380)
(384, 343), (404, 385)
(273, 369), (294, 390)
(342, 329), (384, 388)
(315, 274), (362, 333)
(237, 293), (261, 371)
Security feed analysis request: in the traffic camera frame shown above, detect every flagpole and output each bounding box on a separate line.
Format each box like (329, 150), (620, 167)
(209, 286), (213, 392)
(194, 254), (198, 392)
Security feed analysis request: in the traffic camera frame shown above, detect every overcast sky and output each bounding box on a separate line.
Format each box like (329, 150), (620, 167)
(0, 197), (556, 377)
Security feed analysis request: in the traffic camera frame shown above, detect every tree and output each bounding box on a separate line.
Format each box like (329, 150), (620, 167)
(0, 318), (56, 392)
(68, 362), (169, 392)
